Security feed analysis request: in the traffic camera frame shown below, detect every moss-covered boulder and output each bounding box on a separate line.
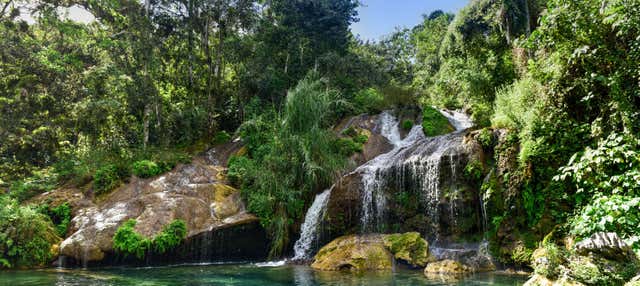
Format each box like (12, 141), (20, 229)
(311, 233), (431, 272)
(383, 232), (429, 267)
(311, 234), (393, 271)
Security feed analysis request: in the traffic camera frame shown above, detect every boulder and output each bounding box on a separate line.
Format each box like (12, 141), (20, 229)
(55, 141), (269, 266)
(424, 259), (471, 274)
(311, 233), (431, 272)
(383, 232), (429, 267)
(311, 234), (393, 271)
(574, 232), (636, 262)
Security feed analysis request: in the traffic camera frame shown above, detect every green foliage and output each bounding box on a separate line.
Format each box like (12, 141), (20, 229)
(132, 160), (162, 178)
(36, 203), (72, 237)
(112, 219), (187, 259)
(93, 164), (128, 196)
(236, 76), (345, 258)
(422, 106), (453, 137)
(7, 169), (58, 202)
(332, 138), (363, 157)
(463, 160), (484, 183)
(152, 220), (188, 254)
(570, 195), (640, 252)
(213, 131), (232, 145)
(556, 134), (640, 198)
(353, 134), (369, 145)
(354, 88), (385, 114)
(227, 155), (254, 187)
(0, 196), (60, 268)
(477, 128), (494, 149)
(401, 120), (414, 131)
(532, 242), (564, 278)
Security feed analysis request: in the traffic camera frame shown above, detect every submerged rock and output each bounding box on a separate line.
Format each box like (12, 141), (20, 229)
(54, 141), (269, 266)
(311, 233), (431, 271)
(424, 259), (470, 274)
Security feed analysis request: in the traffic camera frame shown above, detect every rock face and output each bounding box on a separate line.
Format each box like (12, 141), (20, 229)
(324, 110), (482, 243)
(54, 141), (269, 266)
(311, 233), (430, 271)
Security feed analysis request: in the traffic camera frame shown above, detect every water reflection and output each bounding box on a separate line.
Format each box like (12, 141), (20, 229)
(0, 264), (527, 286)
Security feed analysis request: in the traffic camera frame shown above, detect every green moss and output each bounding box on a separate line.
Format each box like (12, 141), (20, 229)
(112, 219), (187, 259)
(353, 134), (369, 144)
(569, 255), (639, 286)
(464, 159), (484, 183)
(383, 232), (430, 267)
(422, 106), (454, 137)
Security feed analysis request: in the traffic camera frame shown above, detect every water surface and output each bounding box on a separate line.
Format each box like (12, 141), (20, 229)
(1, 263), (527, 286)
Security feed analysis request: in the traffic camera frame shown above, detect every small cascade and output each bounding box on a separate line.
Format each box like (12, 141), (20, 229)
(292, 189), (332, 261)
(355, 109), (474, 236)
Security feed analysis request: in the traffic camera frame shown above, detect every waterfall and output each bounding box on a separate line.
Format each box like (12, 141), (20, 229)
(292, 189), (332, 261)
(356, 109), (473, 235)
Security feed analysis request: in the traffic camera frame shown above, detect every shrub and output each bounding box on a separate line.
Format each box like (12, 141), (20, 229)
(353, 134), (369, 144)
(464, 160), (484, 183)
(93, 164), (127, 195)
(332, 138), (363, 156)
(36, 203), (72, 237)
(213, 131), (232, 145)
(132, 160), (162, 178)
(112, 219), (187, 259)
(402, 120), (414, 131)
(8, 169), (58, 202)
(0, 196), (61, 268)
(422, 106), (453, 137)
(477, 128), (494, 149)
(227, 155), (254, 187)
(570, 195), (640, 253)
(354, 88), (385, 114)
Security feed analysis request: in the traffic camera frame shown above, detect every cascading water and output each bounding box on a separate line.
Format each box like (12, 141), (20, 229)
(292, 189), (332, 261)
(356, 109), (474, 235)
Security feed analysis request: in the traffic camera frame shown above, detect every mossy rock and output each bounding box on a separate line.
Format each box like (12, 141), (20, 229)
(424, 259), (471, 275)
(311, 234), (393, 271)
(532, 243), (565, 279)
(383, 232), (429, 267)
(568, 255), (639, 286)
(311, 232), (431, 272)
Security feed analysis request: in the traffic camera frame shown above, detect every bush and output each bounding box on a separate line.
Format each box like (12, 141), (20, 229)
(354, 88), (385, 114)
(570, 195), (640, 253)
(112, 219), (187, 259)
(353, 134), (369, 144)
(477, 128), (494, 149)
(36, 203), (72, 237)
(227, 155), (254, 187)
(213, 131), (232, 145)
(8, 169), (58, 202)
(402, 120), (414, 131)
(0, 196), (61, 268)
(422, 106), (453, 137)
(132, 160), (162, 178)
(93, 164), (128, 196)
(332, 138), (363, 156)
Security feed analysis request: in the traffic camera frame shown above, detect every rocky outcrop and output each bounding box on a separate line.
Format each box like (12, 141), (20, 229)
(47, 141), (269, 266)
(525, 233), (640, 286)
(311, 233), (430, 271)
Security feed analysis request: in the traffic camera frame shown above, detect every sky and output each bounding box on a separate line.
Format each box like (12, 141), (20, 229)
(351, 0), (470, 41)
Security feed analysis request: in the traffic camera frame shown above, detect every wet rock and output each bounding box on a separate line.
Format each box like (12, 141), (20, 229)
(524, 274), (585, 286)
(383, 232), (429, 267)
(56, 141), (269, 265)
(424, 259), (471, 274)
(574, 232), (636, 262)
(311, 233), (431, 271)
(311, 234), (393, 271)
